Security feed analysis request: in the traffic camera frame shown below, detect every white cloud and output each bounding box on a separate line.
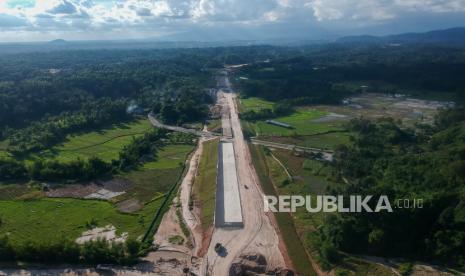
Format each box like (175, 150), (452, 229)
(0, 0), (464, 41)
(307, 0), (465, 22)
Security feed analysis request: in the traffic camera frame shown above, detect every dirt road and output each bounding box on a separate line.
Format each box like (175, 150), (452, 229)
(178, 137), (208, 255)
(202, 90), (288, 275)
(148, 113), (218, 138)
(251, 138), (334, 161)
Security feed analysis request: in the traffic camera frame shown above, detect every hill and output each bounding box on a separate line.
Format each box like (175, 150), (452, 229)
(49, 39), (67, 44)
(337, 27), (465, 45)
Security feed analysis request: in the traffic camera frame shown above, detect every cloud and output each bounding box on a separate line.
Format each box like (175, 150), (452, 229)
(0, 13), (28, 27)
(307, 0), (465, 22)
(0, 0), (464, 42)
(47, 0), (77, 15)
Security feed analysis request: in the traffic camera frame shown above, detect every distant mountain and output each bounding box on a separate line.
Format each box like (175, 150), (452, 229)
(49, 39), (67, 44)
(337, 27), (465, 44)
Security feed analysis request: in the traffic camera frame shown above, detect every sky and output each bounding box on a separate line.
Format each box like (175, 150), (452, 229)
(0, 0), (464, 42)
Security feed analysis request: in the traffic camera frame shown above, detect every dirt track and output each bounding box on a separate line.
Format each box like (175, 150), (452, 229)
(178, 136), (209, 255)
(202, 90), (288, 275)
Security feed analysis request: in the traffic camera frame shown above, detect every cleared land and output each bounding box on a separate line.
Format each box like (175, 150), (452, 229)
(192, 138), (219, 231)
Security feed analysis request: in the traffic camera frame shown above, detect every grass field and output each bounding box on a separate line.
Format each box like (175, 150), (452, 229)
(0, 140), (10, 158)
(27, 119), (152, 162)
(0, 184), (39, 200)
(119, 144), (194, 204)
(260, 131), (351, 150)
(142, 144), (193, 170)
(239, 97), (274, 112)
(252, 108), (341, 137)
(0, 143), (194, 246)
(0, 197), (164, 244)
(193, 138), (219, 231)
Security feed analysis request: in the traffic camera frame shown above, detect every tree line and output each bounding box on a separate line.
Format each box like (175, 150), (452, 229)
(0, 235), (141, 265)
(0, 129), (180, 182)
(313, 108), (465, 270)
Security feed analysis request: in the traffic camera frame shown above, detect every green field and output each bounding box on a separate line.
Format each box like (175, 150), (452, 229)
(261, 131), (351, 150)
(27, 119), (152, 162)
(119, 144), (194, 204)
(0, 143), (194, 245)
(0, 197), (163, 244)
(142, 144), (193, 170)
(239, 97), (352, 149)
(0, 140), (10, 158)
(252, 108), (341, 136)
(239, 97), (274, 112)
(0, 184), (39, 200)
(193, 138), (219, 231)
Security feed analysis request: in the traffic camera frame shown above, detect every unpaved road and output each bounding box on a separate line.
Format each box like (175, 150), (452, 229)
(202, 89), (288, 275)
(251, 138), (334, 161)
(148, 113), (218, 138)
(178, 136), (209, 255)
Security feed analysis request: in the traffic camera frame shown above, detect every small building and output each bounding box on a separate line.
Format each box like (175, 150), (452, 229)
(266, 120), (292, 129)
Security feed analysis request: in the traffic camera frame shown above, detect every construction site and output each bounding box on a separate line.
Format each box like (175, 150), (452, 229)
(215, 140), (243, 228)
(149, 70), (291, 275)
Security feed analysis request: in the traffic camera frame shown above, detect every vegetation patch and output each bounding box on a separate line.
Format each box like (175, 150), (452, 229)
(28, 119), (152, 163)
(334, 256), (396, 276)
(207, 119), (222, 133)
(249, 144), (316, 276)
(0, 184), (40, 200)
(0, 198), (162, 244)
(261, 132), (351, 150)
(192, 138), (219, 231)
(253, 108), (336, 136)
(141, 144), (192, 170)
(168, 235), (185, 245)
(240, 97), (274, 113)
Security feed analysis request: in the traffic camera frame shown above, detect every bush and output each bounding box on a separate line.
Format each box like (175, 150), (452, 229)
(0, 236), (141, 265)
(320, 241), (341, 264)
(398, 262), (413, 276)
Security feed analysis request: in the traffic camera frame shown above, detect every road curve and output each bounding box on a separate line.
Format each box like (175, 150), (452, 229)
(148, 113), (219, 138)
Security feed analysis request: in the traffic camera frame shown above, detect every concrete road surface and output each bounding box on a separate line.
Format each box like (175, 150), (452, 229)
(203, 89), (287, 275)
